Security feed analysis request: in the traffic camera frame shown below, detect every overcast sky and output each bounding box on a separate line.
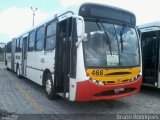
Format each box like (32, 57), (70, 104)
(0, 0), (160, 43)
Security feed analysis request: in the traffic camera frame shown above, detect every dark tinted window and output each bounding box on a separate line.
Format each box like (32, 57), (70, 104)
(35, 26), (45, 51)
(19, 37), (23, 51)
(79, 4), (136, 25)
(83, 20), (140, 68)
(37, 26), (45, 39)
(46, 36), (56, 50)
(45, 22), (56, 50)
(47, 22), (56, 36)
(16, 38), (20, 52)
(6, 42), (11, 53)
(16, 39), (19, 48)
(28, 30), (35, 51)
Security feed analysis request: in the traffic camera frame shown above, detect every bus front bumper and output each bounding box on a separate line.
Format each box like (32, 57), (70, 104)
(75, 76), (142, 101)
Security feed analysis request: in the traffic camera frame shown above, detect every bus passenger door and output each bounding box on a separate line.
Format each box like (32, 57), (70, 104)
(141, 32), (159, 86)
(22, 36), (28, 76)
(54, 17), (73, 96)
(11, 39), (16, 71)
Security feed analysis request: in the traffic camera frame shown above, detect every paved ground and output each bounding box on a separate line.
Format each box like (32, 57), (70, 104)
(0, 62), (160, 116)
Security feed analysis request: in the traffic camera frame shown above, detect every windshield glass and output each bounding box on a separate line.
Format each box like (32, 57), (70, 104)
(83, 20), (140, 68)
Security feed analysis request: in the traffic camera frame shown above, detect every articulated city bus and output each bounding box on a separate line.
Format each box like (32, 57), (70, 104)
(5, 2), (142, 101)
(138, 22), (160, 88)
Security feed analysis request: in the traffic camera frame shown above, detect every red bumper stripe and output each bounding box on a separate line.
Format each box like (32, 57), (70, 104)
(76, 76), (142, 101)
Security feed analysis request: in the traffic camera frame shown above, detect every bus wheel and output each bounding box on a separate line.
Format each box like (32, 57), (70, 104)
(45, 73), (58, 100)
(16, 67), (20, 77)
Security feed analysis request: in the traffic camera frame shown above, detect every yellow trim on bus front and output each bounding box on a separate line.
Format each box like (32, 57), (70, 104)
(86, 67), (140, 84)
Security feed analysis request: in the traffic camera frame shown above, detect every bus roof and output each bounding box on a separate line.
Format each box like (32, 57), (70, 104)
(138, 22), (160, 33)
(13, 2), (136, 40)
(57, 2), (136, 17)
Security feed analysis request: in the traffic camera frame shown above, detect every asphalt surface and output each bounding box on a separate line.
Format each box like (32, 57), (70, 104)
(0, 62), (160, 119)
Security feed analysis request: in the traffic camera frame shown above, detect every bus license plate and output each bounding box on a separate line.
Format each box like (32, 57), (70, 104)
(114, 87), (125, 94)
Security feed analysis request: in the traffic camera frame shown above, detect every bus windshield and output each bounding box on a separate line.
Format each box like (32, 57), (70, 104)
(83, 20), (140, 68)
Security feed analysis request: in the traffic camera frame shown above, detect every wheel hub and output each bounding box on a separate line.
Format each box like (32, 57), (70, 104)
(46, 79), (52, 94)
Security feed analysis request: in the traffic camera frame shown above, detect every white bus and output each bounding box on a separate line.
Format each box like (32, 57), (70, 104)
(138, 22), (160, 88)
(5, 39), (16, 70)
(5, 2), (142, 101)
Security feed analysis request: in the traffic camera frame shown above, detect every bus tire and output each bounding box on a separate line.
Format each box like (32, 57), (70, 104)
(45, 73), (58, 100)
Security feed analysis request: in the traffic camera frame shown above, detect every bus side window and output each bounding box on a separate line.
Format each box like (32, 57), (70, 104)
(19, 37), (23, 52)
(35, 26), (45, 51)
(28, 30), (35, 52)
(6, 42), (11, 53)
(16, 38), (20, 52)
(45, 22), (56, 50)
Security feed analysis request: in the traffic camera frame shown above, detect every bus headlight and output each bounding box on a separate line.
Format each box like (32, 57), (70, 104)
(130, 77), (135, 82)
(92, 80), (96, 83)
(98, 81), (104, 85)
(130, 76), (138, 82)
(90, 79), (105, 85)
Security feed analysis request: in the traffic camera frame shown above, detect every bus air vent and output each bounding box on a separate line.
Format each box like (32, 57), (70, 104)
(106, 81), (115, 84)
(105, 72), (131, 76)
(122, 79), (130, 82)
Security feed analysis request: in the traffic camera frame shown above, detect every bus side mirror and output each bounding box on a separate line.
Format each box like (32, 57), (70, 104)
(136, 27), (141, 39)
(72, 15), (85, 47)
(76, 18), (85, 39)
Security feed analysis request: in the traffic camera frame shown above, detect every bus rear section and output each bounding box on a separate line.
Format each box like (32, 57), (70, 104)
(138, 22), (160, 88)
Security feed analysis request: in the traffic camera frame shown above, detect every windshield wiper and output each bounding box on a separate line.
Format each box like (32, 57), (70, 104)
(120, 24), (127, 53)
(96, 19), (112, 55)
